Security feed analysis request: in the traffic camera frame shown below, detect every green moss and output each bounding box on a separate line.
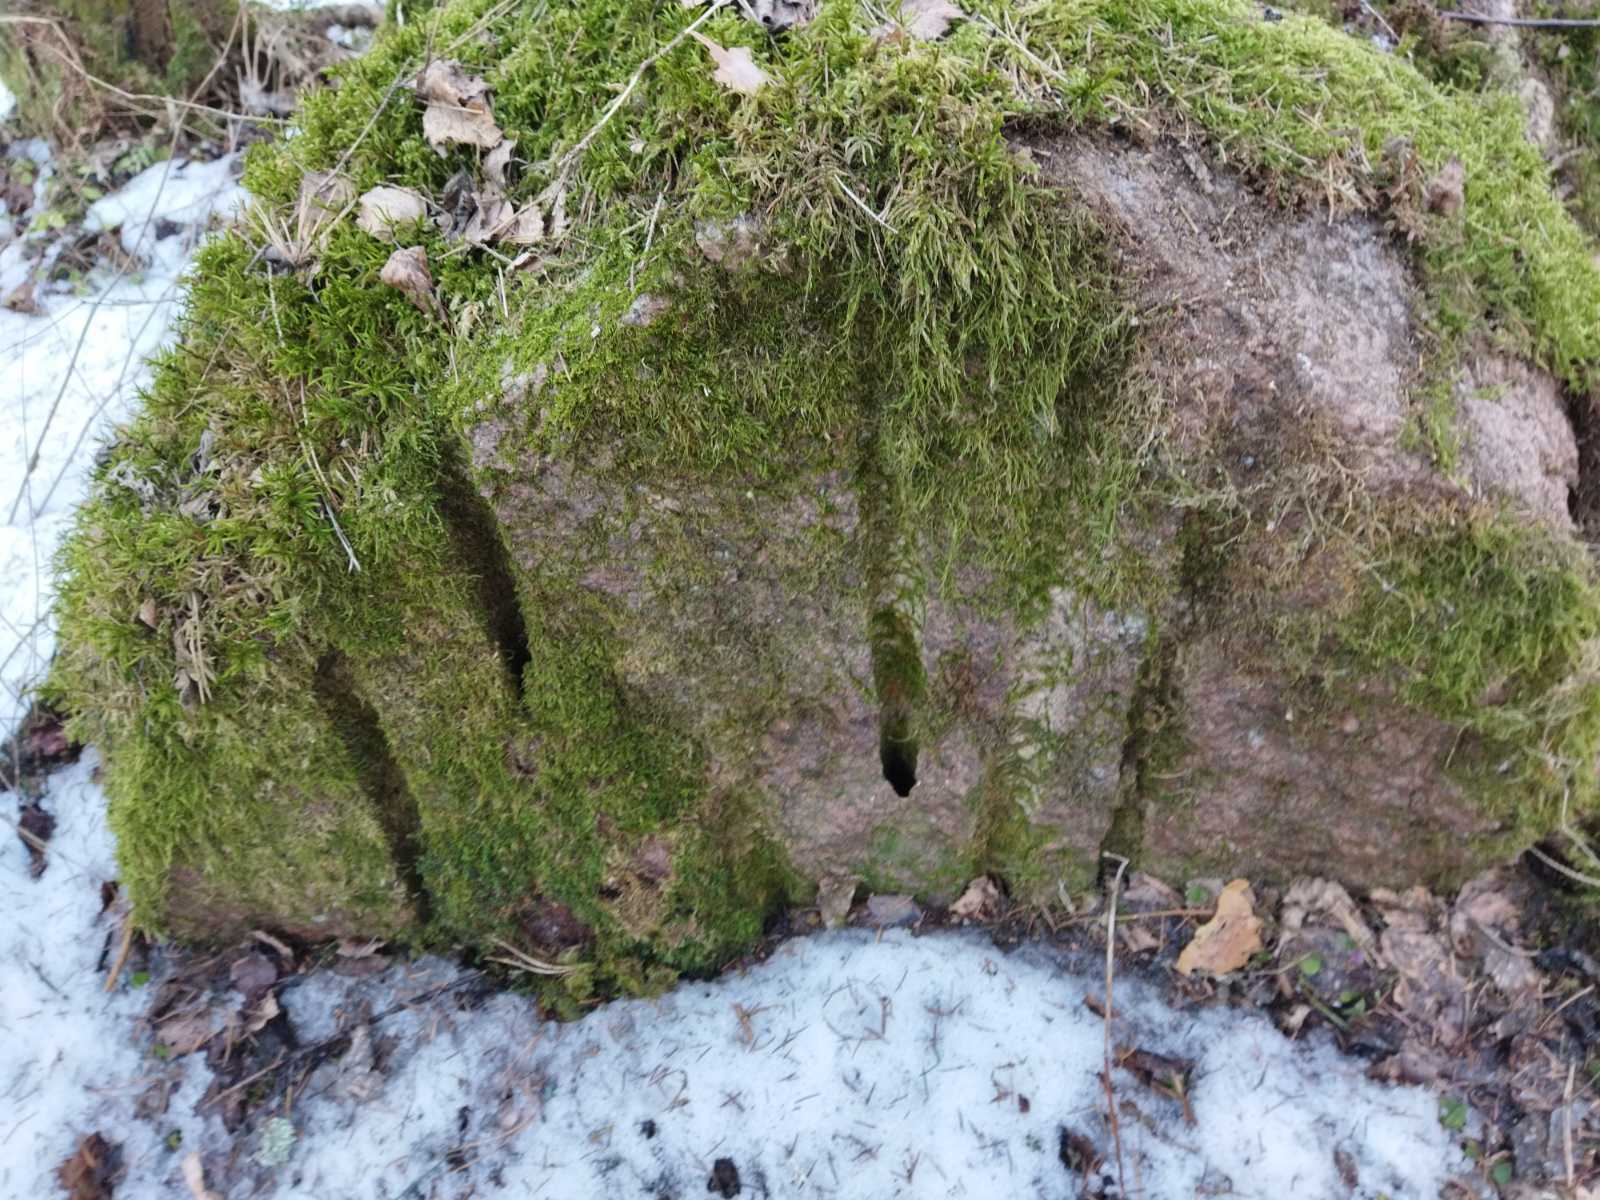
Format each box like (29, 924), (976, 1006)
(1336, 512), (1600, 834)
(50, 0), (1600, 983)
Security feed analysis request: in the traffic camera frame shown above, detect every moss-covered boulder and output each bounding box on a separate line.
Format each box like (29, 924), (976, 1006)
(50, 0), (1600, 989)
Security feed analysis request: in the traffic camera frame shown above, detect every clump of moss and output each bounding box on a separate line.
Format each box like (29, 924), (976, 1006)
(50, 0), (1600, 985)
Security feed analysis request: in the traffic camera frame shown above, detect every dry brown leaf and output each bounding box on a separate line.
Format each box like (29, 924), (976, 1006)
(357, 186), (428, 241)
(243, 990), (281, 1035)
(337, 936), (387, 958)
(1121, 871), (1181, 911)
(898, 0), (964, 39)
(484, 139), (516, 188)
(690, 33), (770, 96)
(504, 204), (545, 245)
(294, 171), (354, 259)
(1175, 878), (1262, 977)
(136, 597), (159, 629)
(380, 246), (444, 319)
(950, 875), (1001, 921)
(1279, 877), (1376, 956)
(56, 1134), (120, 1200)
(157, 1012), (216, 1056)
(463, 193), (515, 246)
(815, 874), (858, 929)
(181, 1151), (221, 1200)
(417, 59), (503, 151)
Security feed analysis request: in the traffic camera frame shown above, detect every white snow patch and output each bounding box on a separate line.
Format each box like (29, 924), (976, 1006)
(0, 78), (16, 124)
(267, 935), (1465, 1200)
(0, 151), (242, 730)
(0, 753), (210, 1199)
(84, 155), (245, 273)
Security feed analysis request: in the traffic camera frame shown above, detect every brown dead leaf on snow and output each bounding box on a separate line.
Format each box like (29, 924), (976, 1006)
(181, 1152), (221, 1200)
(56, 1133), (121, 1200)
(1175, 878), (1262, 977)
(156, 1012), (216, 1057)
(1119, 922), (1161, 954)
(3, 279), (40, 315)
(417, 59), (503, 151)
(357, 186), (428, 241)
(243, 990), (281, 1035)
(950, 875), (1002, 921)
(337, 937), (388, 958)
(380, 246), (445, 319)
(691, 33), (770, 96)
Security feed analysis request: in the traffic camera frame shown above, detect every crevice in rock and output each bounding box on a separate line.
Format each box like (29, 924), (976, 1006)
(1566, 387), (1600, 540)
(870, 607), (923, 797)
(312, 651), (432, 924)
(1097, 636), (1178, 883)
(859, 422), (928, 799)
(435, 443), (531, 700)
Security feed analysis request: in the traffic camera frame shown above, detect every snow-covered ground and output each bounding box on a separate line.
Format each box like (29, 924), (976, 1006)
(0, 128), (1479, 1200)
(4, 766), (1471, 1200)
(0, 148), (243, 730)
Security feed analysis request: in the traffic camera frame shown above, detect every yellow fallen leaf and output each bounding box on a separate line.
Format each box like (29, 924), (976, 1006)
(1175, 878), (1262, 977)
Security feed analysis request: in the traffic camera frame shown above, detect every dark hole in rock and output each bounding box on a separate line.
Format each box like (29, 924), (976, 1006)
(880, 728), (918, 797)
(869, 606), (924, 799)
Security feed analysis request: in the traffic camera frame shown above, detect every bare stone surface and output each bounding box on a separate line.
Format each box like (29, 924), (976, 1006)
(455, 133), (1581, 901)
(1455, 353), (1578, 526)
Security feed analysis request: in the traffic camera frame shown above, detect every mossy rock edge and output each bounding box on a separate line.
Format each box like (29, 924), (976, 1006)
(49, 0), (1600, 995)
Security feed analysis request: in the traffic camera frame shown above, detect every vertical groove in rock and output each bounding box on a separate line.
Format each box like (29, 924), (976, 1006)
(1097, 636), (1177, 881)
(312, 650), (433, 924)
(434, 444), (532, 700)
(859, 425), (928, 798)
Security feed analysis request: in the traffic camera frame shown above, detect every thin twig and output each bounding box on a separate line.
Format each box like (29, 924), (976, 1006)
(103, 919), (135, 993)
(1563, 1060), (1576, 1188)
(545, 0), (727, 190)
(1360, 1), (1399, 43)
(834, 175), (897, 234)
(1528, 845), (1600, 889)
(1437, 9), (1600, 28)
(1101, 852), (1130, 1199)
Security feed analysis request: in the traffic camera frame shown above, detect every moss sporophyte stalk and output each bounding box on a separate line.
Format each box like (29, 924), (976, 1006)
(48, 0), (1600, 995)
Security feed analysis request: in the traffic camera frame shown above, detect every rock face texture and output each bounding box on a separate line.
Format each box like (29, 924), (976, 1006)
(49, 0), (1600, 985)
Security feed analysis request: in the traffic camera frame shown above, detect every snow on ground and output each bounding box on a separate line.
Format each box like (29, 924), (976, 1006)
(0, 147), (243, 730)
(3, 762), (1470, 1200)
(0, 79), (15, 125)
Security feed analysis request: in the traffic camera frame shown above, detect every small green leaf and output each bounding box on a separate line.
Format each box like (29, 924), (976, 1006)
(1185, 884), (1211, 906)
(1299, 953), (1323, 977)
(1490, 1161), (1512, 1187)
(1439, 1095), (1468, 1131)
(1462, 1139), (1481, 1161)
(130, 970), (150, 987)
